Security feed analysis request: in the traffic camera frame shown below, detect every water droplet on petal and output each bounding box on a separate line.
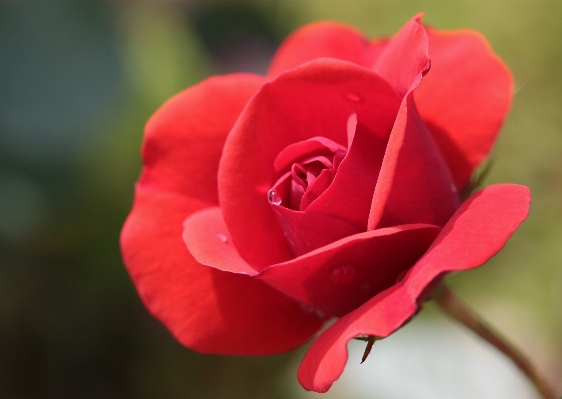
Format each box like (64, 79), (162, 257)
(450, 183), (457, 193)
(345, 91), (363, 102)
(216, 233), (228, 243)
(268, 189), (282, 205)
(396, 269), (408, 283)
(329, 263), (356, 285)
(360, 282), (370, 291)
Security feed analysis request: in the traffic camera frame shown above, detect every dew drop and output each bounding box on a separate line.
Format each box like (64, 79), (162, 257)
(345, 91), (363, 102)
(450, 183), (457, 193)
(268, 189), (282, 205)
(360, 282), (370, 291)
(396, 269), (408, 283)
(329, 263), (356, 285)
(216, 233), (228, 243)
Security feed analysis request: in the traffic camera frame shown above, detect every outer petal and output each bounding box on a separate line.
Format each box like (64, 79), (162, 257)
(257, 224), (440, 318)
(219, 59), (400, 270)
(414, 28), (514, 189)
(366, 15), (460, 230)
(268, 22), (387, 77)
(368, 94), (460, 230)
(183, 207), (258, 276)
(140, 74), (266, 198)
(373, 13), (430, 98)
(298, 184), (530, 392)
(121, 74), (324, 354)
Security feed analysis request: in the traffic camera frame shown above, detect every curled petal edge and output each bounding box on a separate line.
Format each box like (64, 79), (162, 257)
(298, 183), (531, 392)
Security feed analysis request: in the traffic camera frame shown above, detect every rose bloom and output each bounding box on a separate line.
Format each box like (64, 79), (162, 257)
(121, 14), (530, 392)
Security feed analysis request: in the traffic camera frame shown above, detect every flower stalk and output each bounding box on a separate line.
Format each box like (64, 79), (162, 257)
(434, 284), (557, 399)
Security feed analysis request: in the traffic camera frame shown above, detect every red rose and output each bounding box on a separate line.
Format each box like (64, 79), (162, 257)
(121, 14), (530, 392)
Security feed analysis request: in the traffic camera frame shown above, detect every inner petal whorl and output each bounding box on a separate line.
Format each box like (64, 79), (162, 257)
(268, 137), (347, 211)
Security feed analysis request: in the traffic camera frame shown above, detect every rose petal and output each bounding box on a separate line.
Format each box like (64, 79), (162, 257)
(305, 118), (388, 230)
(300, 169), (333, 210)
(297, 282), (415, 393)
(298, 184), (530, 392)
(336, 14), (458, 230)
(368, 94), (460, 230)
(219, 59), (400, 270)
(404, 185), (530, 299)
(122, 74), (324, 355)
(141, 73), (266, 199)
(270, 204), (362, 257)
(373, 13), (430, 98)
(183, 207), (258, 276)
(274, 136), (346, 175)
(257, 224), (441, 317)
(122, 187), (324, 355)
(415, 28), (514, 190)
(268, 22), (387, 77)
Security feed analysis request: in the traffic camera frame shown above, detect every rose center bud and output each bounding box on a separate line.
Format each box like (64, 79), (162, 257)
(268, 137), (346, 212)
(266, 137), (360, 257)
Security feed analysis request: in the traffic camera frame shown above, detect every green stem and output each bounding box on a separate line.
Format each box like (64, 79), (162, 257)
(434, 285), (557, 399)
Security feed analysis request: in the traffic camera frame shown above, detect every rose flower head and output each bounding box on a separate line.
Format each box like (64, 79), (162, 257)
(121, 14), (530, 392)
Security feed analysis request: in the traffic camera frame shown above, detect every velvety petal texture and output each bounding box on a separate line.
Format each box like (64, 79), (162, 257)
(298, 184), (530, 392)
(121, 74), (324, 355)
(257, 224), (441, 317)
(139, 74), (264, 199)
(218, 59), (401, 270)
(372, 13), (429, 97)
(414, 28), (514, 189)
(122, 14), (523, 395)
(269, 205), (361, 257)
(368, 94), (460, 230)
(270, 15), (513, 188)
(183, 207), (258, 276)
(304, 118), (387, 230)
(366, 15), (459, 229)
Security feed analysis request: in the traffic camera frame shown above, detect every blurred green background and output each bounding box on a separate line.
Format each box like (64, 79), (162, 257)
(1, 1), (560, 398)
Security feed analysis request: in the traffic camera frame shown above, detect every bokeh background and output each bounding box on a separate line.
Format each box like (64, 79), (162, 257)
(1, 1), (561, 398)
